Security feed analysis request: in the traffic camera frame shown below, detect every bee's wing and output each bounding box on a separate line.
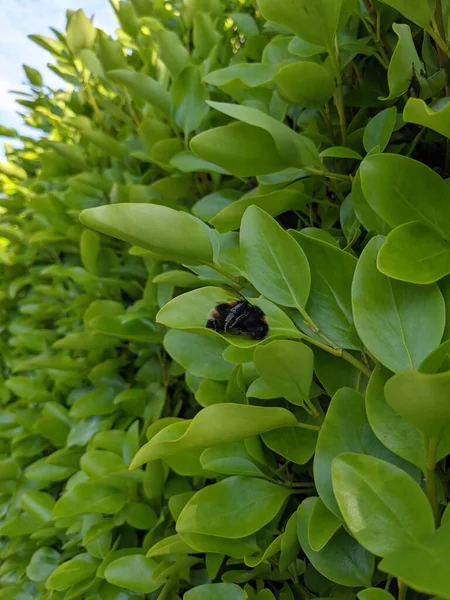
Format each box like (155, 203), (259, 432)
(220, 284), (248, 303)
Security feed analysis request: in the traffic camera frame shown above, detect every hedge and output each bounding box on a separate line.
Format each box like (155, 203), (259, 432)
(1, 0), (450, 599)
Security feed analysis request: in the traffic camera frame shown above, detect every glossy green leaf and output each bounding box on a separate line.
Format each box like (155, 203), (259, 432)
(379, 522), (450, 599)
(257, 0), (352, 47)
(210, 188), (310, 234)
(191, 123), (288, 176)
(80, 204), (213, 265)
(52, 482), (127, 518)
(382, 24), (423, 100)
(378, 0), (433, 27)
(241, 206), (311, 310)
(280, 511), (301, 572)
(308, 498), (342, 552)
(171, 66), (209, 134)
(275, 62), (335, 108)
(164, 330), (232, 380)
(207, 101), (319, 168)
(297, 497), (374, 587)
(177, 476), (290, 538)
(200, 441), (267, 477)
(156, 27), (189, 76)
(358, 589), (395, 600)
(104, 555), (163, 594)
(291, 231), (359, 349)
(363, 107), (397, 153)
(377, 221), (450, 284)
(46, 553), (98, 591)
(332, 453), (434, 556)
(254, 340), (314, 409)
(352, 236), (445, 372)
(352, 169), (389, 234)
(366, 365), (426, 471)
(314, 387), (419, 516)
(26, 548), (59, 582)
(360, 154), (449, 237)
(180, 531), (259, 559)
(404, 97), (450, 138)
(384, 369), (450, 439)
(108, 69), (171, 116)
(66, 10), (96, 55)
(262, 421), (318, 464)
(204, 63), (277, 88)
(131, 403), (297, 468)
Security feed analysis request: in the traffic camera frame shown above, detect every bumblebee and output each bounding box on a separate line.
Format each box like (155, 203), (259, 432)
(206, 290), (269, 340)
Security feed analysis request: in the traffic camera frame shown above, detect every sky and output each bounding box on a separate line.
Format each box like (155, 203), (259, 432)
(0, 0), (117, 149)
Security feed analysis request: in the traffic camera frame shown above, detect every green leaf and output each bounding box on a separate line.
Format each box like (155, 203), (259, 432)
(297, 498), (374, 587)
(184, 583), (245, 600)
(314, 387), (419, 516)
(352, 169), (389, 234)
(105, 555), (163, 594)
(107, 70), (171, 116)
(382, 24), (423, 100)
(46, 553), (98, 591)
(130, 403), (297, 468)
(280, 512), (301, 572)
(20, 490), (55, 523)
(80, 229), (100, 274)
(180, 531), (259, 559)
(204, 63), (278, 88)
(23, 65), (43, 87)
(0, 161), (27, 180)
(404, 97), (450, 138)
(164, 330), (233, 380)
(378, 0), (433, 28)
(26, 548), (59, 582)
(360, 154), (449, 238)
(275, 62), (335, 108)
(377, 222), (450, 284)
(171, 66), (209, 134)
(384, 369), (450, 439)
(79, 129), (125, 160)
(241, 206), (311, 310)
(66, 10), (96, 55)
(257, 0), (349, 47)
(254, 340), (314, 410)
(190, 123), (289, 176)
(351, 236), (445, 373)
(308, 498), (342, 552)
(156, 286), (302, 347)
(332, 453), (434, 557)
(379, 522), (450, 599)
(358, 589), (395, 600)
(291, 231), (359, 349)
(366, 365), (426, 471)
(321, 146), (363, 160)
(363, 107), (397, 153)
(147, 534), (195, 557)
(156, 27), (189, 76)
(200, 441), (267, 478)
(262, 423), (318, 465)
(177, 476), (290, 538)
(52, 482), (127, 518)
(210, 188), (310, 234)
(207, 101), (319, 168)
(80, 204), (213, 265)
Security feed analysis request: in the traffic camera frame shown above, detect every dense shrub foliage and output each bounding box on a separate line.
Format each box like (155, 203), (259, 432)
(3, 0), (450, 598)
